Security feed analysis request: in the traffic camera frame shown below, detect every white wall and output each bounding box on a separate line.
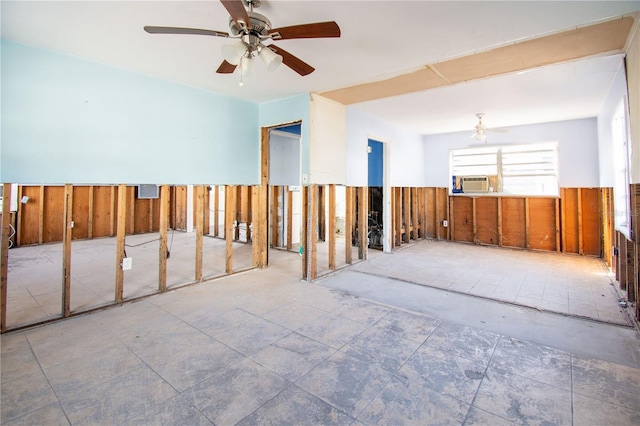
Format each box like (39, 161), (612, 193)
(346, 108), (425, 187)
(597, 59), (628, 187)
(269, 131), (300, 186)
(309, 94), (347, 184)
(423, 118), (600, 188)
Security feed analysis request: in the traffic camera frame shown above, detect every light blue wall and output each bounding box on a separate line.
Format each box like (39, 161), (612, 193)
(1, 40), (259, 185)
(347, 108), (425, 187)
(423, 118), (600, 188)
(259, 94), (310, 179)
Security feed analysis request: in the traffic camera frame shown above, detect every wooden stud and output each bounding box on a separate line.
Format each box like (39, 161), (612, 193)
(158, 185), (169, 292)
(16, 186), (23, 247)
(318, 185), (326, 242)
(38, 185), (45, 244)
(577, 188), (584, 255)
(390, 187), (396, 247)
(395, 188), (402, 245)
(195, 185), (204, 282)
(128, 186), (135, 235)
(87, 186), (94, 240)
(420, 187), (427, 239)
(411, 187), (418, 240)
(448, 193), (454, 241)
(213, 185), (220, 237)
(203, 186), (210, 235)
(251, 185), (268, 268)
(328, 184), (336, 270)
(62, 184), (73, 317)
(252, 127), (269, 268)
(225, 185), (235, 274)
(301, 185), (309, 279)
(435, 188), (440, 241)
(310, 185), (318, 279)
(1, 184), (12, 332)
(403, 187), (410, 243)
(271, 186), (279, 247)
(603, 188), (613, 265)
(345, 186), (353, 264)
(286, 187), (293, 250)
(246, 187), (252, 243)
(115, 184), (127, 303)
(110, 186), (116, 237)
(235, 186), (241, 241)
(358, 186), (368, 260)
(497, 197), (503, 247)
(555, 198), (561, 252)
(525, 197), (531, 250)
(561, 188), (567, 253)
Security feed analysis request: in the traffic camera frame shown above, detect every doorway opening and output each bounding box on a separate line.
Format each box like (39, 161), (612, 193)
(367, 139), (384, 250)
(268, 123), (302, 254)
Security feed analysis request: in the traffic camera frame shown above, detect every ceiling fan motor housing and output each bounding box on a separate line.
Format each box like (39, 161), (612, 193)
(229, 11), (272, 36)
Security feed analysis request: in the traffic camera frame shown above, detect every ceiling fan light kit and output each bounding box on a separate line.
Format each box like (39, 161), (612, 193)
(144, 0), (341, 82)
(472, 113), (488, 143)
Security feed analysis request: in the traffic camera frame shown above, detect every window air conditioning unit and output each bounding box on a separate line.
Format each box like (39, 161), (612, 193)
(461, 176), (489, 193)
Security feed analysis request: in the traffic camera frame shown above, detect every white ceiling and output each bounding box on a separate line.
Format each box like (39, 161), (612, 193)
(2, 1), (639, 135)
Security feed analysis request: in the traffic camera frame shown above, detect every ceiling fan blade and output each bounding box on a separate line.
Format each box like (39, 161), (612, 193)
(220, 0), (252, 29)
(268, 21), (341, 40)
(216, 60), (237, 74)
(267, 44), (315, 76)
(144, 26), (229, 37)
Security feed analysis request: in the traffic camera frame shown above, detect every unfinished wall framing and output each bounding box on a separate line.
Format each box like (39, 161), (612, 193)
(0, 183), (260, 332)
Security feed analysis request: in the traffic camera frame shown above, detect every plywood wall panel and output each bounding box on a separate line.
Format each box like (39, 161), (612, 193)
(43, 186), (64, 244)
(529, 198), (557, 251)
(133, 198), (152, 234)
(581, 188), (601, 256)
(452, 197), (473, 243)
(92, 186), (113, 237)
(173, 186), (188, 231)
(476, 197), (499, 245)
(501, 198), (526, 249)
(19, 186), (42, 245)
(71, 186), (90, 240)
(425, 188), (436, 238)
(563, 189), (580, 254)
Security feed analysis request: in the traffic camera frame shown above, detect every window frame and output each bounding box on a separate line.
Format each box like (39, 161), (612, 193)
(450, 141), (559, 197)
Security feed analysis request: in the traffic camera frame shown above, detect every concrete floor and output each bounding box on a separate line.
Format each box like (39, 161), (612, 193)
(2, 241), (640, 425)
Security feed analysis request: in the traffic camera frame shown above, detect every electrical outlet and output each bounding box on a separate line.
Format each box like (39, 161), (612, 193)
(442, 220), (448, 228)
(70, 221), (74, 228)
(122, 257), (133, 271)
(302, 174), (309, 184)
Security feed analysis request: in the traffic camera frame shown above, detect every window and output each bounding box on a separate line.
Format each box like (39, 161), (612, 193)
(612, 100), (630, 236)
(450, 142), (559, 196)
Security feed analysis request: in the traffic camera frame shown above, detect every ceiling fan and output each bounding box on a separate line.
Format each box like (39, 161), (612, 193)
(471, 113), (507, 143)
(143, 0), (340, 82)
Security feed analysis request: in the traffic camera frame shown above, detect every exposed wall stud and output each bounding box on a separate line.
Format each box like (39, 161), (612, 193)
(301, 185), (309, 279)
(225, 185), (235, 274)
(310, 184), (319, 279)
(115, 184), (127, 303)
(158, 185), (169, 292)
(195, 185), (204, 282)
(286, 187), (293, 250)
(1, 184), (12, 332)
(358, 186), (368, 260)
(328, 184), (336, 270)
(62, 184), (73, 317)
(38, 186), (45, 244)
(345, 186), (353, 264)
